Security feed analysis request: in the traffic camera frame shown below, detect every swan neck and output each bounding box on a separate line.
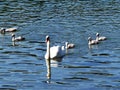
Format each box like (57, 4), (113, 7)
(12, 36), (15, 42)
(65, 42), (68, 49)
(96, 36), (99, 41)
(88, 40), (91, 45)
(47, 41), (50, 59)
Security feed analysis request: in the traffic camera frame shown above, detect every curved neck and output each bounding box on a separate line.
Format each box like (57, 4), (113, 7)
(12, 36), (15, 42)
(88, 40), (91, 45)
(65, 42), (68, 49)
(12, 36), (15, 46)
(47, 41), (50, 59)
(96, 36), (99, 41)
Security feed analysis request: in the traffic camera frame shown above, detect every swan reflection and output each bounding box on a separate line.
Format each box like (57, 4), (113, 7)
(51, 58), (62, 67)
(45, 58), (63, 79)
(45, 59), (51, 79)
(88, 44), (98, 49)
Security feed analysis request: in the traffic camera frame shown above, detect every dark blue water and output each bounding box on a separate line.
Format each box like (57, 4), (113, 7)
(0, 0), (120, 90)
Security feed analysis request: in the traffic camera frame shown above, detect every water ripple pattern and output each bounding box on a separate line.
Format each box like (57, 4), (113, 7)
(0, 0), (120, 90)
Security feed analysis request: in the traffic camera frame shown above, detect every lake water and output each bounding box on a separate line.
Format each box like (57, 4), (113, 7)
(0, 0), (120, 90)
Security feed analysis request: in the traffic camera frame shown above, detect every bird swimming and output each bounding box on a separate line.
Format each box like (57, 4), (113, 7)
(88, 37), (99, 45)
(12, 34), (25, 42)
(96, 33), (107, 41)
(0, 27), (17, 34)
(45, 35), (66, 60)
(65, 42), (75, 49)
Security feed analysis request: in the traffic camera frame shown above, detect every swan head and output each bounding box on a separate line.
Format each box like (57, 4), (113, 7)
(46, 35), (50, 43)
(0, 28), (6, 34)
(11, 34), (15, 42)
(96, 33), (100, 37)
(88, 37), (92, 41)
(0, 28), (5, 31)
(12, 34), (15, 38)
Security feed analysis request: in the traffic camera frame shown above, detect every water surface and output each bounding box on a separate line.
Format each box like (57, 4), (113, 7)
(0, 0), (120, 90)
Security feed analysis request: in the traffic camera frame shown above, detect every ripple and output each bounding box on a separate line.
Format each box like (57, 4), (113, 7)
(63, 65), (91, 68)
(92, 53), (110, 56)
(8, 70), (28, 74)
(79, 71), (113, 76)
(10, 62), (43, 66)
(0, 0), (120, 90)
(28, 41), (45, 43)
(64, 77), (93, 81)
(0, 88), (16, 90)
(97, 84), (114, 88)
(93, 60), (111, 64)
(0, 56), (12, 59)
(92, 66), (120, 70)
(2, 51), (37, 57)
(114, 47), (120, 50)
(35, 48), (46, 51)
(0, 48), (4, 50)
(2, 51), (27, 54)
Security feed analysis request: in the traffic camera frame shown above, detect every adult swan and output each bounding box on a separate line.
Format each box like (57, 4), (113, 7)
(45, 35), (66, 60)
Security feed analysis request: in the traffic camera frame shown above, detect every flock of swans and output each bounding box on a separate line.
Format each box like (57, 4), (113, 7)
(44, 32), (106, 78)
(88, 33), (107, 45)
(0, 27), (107, 78)
(0, 27), (25, 46)
(45, 33), (107, 60)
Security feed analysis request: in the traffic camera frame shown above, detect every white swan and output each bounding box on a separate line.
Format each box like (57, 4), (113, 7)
(45, 35), (65, 60)
(0, 28), (5, 34)
(96, 33), (107, 41)
(65, 42), (75, 49)
(12, 34), (25, 42)
(88, 37), (99, 45)
(0, 27), (17, 34)
(6, 27), (17, 32)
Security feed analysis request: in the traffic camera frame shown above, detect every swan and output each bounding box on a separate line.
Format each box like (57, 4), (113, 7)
(12, 34), (25, 42)
(0, 28), (5, 34)
(88, 37), (99, 45)
(6, 27), (17, 32)
(0, 27), (17, 34)
(65, 42), (75, 49)
(45, 35), (65, 60)
(96, 33), (107, 41)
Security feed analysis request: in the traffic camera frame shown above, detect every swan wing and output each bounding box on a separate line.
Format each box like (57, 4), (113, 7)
(14, 36), (25, 41)
(6, 27), (17, 32)
(99, 36), (107, 41)
(50, 46), (65, 59)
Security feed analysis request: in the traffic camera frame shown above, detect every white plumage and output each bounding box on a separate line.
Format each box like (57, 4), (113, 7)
(45, 35), (65, 60)
(88, 37), (99, 45)
(96, 33), (107, 41)
(5, 27), (17, 32)
(0, 27), (17, 34)
(12, 34), (25, 42)
(65, 42), (75, 49)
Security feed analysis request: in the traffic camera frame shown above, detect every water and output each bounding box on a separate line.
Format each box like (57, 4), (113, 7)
(0, 0), (120, 90)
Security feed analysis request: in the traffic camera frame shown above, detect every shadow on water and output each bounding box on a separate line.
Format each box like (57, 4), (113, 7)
(0, 88), (16, 90)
